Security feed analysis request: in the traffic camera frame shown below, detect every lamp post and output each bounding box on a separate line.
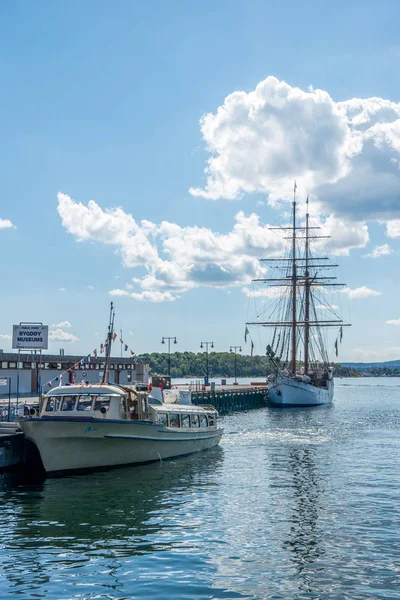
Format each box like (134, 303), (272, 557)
(230, 345), (242, 385)
(200, 341), (214, 385)
(161, 336), (177, 377)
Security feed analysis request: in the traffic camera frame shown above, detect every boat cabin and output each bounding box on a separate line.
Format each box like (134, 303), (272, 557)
(37, 384), (218, 429)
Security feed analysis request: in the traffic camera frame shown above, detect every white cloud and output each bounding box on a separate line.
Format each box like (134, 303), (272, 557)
(341, 286), (382, 299)
(0, 219), (15, 229)
(88, 285), (95, 290)
(0, 334), (11, 340)
(315, 304), (339, 310)
(190, 75), (400, 222)
(242, 286), (287, 299)
(362, 243), (392, 258)
(58, 193), (289, 302)
(58, 287), (66, 292)
(385, 220), (400, 238)
(49, 329), (79, 343)
(109, 289), (130, 297)
(51, 320), (72, 328)
(130, 291), (175, 302)
(386, 318), (400, 326)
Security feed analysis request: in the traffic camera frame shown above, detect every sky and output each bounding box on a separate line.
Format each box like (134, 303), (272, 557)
(1, 0), (400, 362)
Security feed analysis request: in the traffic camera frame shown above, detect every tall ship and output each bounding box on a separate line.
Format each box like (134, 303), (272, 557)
(247, 186), (350, 407)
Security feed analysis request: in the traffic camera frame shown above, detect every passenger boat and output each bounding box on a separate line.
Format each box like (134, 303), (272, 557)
(18, 382), (223, 475)
(18, 304), (223, 475)
(246, 186), (350, 407)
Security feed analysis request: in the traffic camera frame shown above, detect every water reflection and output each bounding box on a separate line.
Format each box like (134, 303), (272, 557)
(266, 407), (328, 597)
(283, 446), (325, 596)
(0, 448), (224, 596)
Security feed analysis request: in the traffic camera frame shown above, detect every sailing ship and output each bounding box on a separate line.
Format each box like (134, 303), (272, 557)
(18, 303), (223, 475)
(246, 185), (350, 407)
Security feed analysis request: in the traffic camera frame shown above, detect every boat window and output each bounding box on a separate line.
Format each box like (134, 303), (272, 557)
(200, 415), (208, 428)
(60, 396), (76, 411)
(191, 414), (199, 428)
(45, 397), (60, 412)
(77, 396), (93, 411)
(207, 414), (215, 427)
(181, 414), (190, 428)
(157, 413), (168, 426)
(94, 396), (111, 411)
(168, 413), (180, 428)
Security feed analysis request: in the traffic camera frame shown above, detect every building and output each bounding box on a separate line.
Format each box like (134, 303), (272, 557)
(0, 351), (150, 395)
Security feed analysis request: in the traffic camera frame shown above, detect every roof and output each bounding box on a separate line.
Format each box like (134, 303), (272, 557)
(0, 352), (144, 366)
(47, 384), (126, 397)
(152, 403), (217, 414)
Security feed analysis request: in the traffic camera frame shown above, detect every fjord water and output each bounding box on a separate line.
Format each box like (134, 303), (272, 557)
(0, 379), (399, 599)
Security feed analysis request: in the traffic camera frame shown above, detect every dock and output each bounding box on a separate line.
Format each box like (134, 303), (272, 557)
(0, 422), (24, 470)
(176, 383), (268, 413)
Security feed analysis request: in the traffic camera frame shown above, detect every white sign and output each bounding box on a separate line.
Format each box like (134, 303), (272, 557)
(0, 378), (8, 386)
(12, 324), (49, 350)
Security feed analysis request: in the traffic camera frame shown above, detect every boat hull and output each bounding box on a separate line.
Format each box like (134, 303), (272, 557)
(19, 418), (223, 474)
(267, 376), (333, 407)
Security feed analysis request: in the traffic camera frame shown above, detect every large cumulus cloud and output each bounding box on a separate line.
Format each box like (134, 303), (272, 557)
(190, 76), (400, 223)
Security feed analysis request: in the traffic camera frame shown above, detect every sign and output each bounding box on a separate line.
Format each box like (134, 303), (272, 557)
(12, 324), (48, 350)
(0, 378), (8, 386)
(82, 372), (87, 378)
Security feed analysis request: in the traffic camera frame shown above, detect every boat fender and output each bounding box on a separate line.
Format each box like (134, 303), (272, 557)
(100, 406), (108, 415)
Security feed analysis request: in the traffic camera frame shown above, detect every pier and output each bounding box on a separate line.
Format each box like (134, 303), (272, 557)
(179, 384), (268, 413)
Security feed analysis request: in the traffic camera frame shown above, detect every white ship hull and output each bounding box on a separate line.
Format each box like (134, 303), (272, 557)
(267, 376), (334, 407)
(20, 418), (223, 474)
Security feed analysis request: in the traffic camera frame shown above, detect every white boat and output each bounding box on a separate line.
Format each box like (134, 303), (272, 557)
(247, 185), (350, 407)
(18, 303), (223, 475)
(18, 382), (223, 475)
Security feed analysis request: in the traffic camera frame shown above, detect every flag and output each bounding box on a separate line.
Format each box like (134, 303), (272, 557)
(93, 349), (97, 358)
(251, 340), (254, 357)
(130, 349), (135, 356)
(47, 381), (52, 387)
(80, 358), (84, 366)
(244, 326), (249, 343)
(124, 344), (128, 352)
(113, 332), (117, 341)
(334, 339), (338, 357)
(100, 344), (104, 353)
(59, 374), (63, 386)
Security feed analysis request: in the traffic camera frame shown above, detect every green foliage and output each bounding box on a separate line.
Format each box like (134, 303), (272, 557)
(138, 352), (360, 378)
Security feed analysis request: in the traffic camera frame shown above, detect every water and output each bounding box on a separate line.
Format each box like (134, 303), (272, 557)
(0, 378), (399, 599)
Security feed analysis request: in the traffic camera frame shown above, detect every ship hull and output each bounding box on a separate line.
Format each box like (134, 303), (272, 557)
(267, 376), (333, 407)
(19, 418), (223, 475)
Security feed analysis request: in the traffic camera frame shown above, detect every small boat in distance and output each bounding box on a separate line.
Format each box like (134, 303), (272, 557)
(246, 186), (350, 407)
(18, 303), (223, 475)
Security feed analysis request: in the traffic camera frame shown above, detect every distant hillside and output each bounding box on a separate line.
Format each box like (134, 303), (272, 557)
(138, 352), (362, 378)
(341, 360), (400, 371)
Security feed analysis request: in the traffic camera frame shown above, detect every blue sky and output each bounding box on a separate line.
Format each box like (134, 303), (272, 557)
(1, 0), (400, 362)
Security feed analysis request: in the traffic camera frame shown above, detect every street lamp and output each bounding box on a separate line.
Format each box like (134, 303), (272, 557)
(230, 345), (242, 385)
(161, 336), (177, 377)
(200, 341), (214, 385)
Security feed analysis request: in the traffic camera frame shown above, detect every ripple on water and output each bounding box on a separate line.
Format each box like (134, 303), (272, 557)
(0, 378), (399, 599)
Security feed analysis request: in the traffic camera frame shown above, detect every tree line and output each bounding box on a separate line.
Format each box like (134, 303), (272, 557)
(138, 351), (361, 378)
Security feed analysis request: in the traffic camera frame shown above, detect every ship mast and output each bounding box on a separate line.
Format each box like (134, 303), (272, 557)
(246, 184), (351, 371)
(304, 195), (310, 374)
(291, 184), (297, 374)
(102, 302), (115, 384)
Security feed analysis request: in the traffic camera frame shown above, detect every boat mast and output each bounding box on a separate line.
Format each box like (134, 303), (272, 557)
(102, 302), (115, 384)
(304, 195), (310, 374)
(291, 183), (297, 374)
